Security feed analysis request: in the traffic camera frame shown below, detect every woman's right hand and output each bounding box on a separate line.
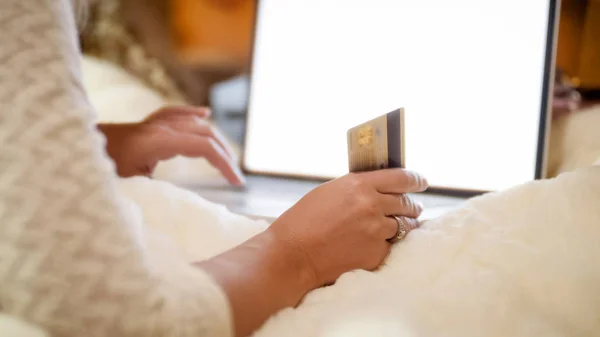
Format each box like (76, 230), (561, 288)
(268, 168), (428, 288)
(200, 168), (428, 336)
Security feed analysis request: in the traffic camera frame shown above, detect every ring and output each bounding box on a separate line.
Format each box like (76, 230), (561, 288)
(387, 215), (408, 243)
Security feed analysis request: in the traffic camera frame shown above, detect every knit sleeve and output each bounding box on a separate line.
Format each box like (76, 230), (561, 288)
(0, 1), (233, 336)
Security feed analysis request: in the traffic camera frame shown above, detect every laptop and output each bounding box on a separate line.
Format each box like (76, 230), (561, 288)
(188, 0), (558, 222)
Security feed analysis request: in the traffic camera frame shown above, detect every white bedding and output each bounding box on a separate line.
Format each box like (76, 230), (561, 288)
(118, 164), (600, 337)
(4, 166), (599, 337)
(547, 105), (600, 177)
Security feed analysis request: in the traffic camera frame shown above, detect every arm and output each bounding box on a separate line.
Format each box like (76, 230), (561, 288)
(0, 1), (234, 336)
(199, 231), (317, 336)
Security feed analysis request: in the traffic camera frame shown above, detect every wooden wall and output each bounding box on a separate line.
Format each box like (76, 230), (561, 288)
(577, 0), (600, 89)
(557, 0), (600, 89)
(170, 0), (256, 71)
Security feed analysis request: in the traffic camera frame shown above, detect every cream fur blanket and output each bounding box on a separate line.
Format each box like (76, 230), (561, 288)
(113, 164), (600, 337)
(3, 165), (599, 337)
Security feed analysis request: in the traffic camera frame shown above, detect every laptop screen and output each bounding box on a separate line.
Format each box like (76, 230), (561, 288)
(243, 0), (557, 193)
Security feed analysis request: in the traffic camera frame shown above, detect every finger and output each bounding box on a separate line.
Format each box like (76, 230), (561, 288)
(198, 138), (245, 186)
(152, 133), (245, 186)
(148, 106), (211, 121)
(379, 194), (423, 218)
(361, 168), (428, 194)
(402, 217), (421, 231)
(381, 216), (401, 240)
(384, 216), (421, 243)
(167, 117), (236, 161)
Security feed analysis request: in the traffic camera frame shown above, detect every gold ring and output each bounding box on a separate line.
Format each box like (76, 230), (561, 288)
(387, 215), (408, 243)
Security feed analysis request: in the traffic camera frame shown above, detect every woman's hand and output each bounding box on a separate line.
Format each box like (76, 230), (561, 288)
(269, 168), (427, 287)
(97, 106), (245, 185)
(200, 168), (427, 336)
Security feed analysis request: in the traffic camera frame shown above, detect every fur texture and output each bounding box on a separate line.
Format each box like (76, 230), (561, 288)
(3, 166), (599, 337)
(114, 165), (600, 337)
(0, 316), (48, 337)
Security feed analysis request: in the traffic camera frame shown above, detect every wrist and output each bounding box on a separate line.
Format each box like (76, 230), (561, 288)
(197, 231), (318, 336)
(96, 123), (139, 177)
(256, 229), (319, 299)
(200, 229), (317, 304)
(96, 123), (127, 156)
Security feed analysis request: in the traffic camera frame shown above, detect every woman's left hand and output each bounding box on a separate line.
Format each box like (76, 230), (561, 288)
(98, 106), (245, 185)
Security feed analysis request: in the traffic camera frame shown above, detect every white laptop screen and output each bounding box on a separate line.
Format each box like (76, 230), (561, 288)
(243, 0), (557, 193)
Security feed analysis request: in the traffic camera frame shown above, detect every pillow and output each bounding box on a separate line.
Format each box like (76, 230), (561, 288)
(547, 105), (600, 177)
(81, 56), (172, 123)
(116, 164), (600, 337)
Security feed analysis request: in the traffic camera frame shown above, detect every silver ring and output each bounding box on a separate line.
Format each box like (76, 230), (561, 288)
(387, 215), (408, 243)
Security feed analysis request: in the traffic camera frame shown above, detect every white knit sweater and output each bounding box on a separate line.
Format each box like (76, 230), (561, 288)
(0, 1), (233, 336)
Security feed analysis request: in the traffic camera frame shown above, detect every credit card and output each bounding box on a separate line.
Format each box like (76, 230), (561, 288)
(347, 108), (405, 172)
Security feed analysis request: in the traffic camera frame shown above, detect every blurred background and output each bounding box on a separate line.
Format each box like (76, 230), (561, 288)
(78, 0), (600, 182)
(556, 0), (600, 98)
(80, 0), (256, 145)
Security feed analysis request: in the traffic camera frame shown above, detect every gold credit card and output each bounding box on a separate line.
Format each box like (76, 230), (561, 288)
(347, 108), (405, 172)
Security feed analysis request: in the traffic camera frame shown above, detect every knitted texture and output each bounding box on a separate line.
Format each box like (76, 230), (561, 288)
(0, 1), (232, 336)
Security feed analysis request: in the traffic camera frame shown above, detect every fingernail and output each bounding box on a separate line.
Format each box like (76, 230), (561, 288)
(234, 166), (246, 185)
(414, 173), (428, 190)
(406, 170), (426, 189)
(421, 177), (429, 189)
